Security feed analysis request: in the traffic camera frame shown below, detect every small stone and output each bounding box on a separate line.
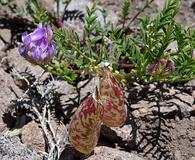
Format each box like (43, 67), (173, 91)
(191, 141), (195, 147)
(190, 116), (195, 121)
(100, 124), (133, 148)
(0, 29), (11, 43)
(0, 39), (5, 51)
(175, 116), (180, 122)
(185, 80), (195, 87)
(166, 41), (178, 52)
(192, 91), (195, 98)
(21, 121), (45, 151)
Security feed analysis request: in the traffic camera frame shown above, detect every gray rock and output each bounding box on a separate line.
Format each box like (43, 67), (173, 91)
(174, 150), (182, 160)
(101, 124), (133, 147)
(0, 50), (6, 60)
(0, 29), (11, 43)
(185, 80), (195, 87)
(0, 39), (5, 51)
(191, 141), (195, 147)
(0, 68), (23, 132)
(166, 93), (194, 116)
(0, 134), (43, 160)
(54, 0), (118, 36)
(131, 91), (194, 118)
(166, 41), (178, 52)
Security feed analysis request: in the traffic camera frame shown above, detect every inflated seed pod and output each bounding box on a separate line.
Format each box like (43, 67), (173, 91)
(99, 71), (127, 127)
(69, 95), (102, 155)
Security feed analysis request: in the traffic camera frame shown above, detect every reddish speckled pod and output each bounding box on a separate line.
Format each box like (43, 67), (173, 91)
(69, 95), (102, 155)
(99, 71), (127, 127)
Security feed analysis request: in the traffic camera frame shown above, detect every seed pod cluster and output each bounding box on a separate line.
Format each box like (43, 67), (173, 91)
(69, 70), (127, 154)
(99, 72), (127, 127)
(68, 95), (102, 155)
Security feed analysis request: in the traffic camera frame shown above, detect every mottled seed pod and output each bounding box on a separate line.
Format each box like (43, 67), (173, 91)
(99, 71), (127, 127)
(69, 95), (102, 155)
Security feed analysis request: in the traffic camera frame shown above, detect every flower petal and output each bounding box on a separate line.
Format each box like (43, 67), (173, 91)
(47, 41), (56, 57)
(46, 25), (53, 43)
(18, 45), (27, 56)
(23, 35), (31, 48)
(22, 32), (28, 42)
(30, 28), (46, 41)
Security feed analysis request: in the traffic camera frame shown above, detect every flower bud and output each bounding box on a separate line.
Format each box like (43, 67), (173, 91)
(147, 58), (166, 74)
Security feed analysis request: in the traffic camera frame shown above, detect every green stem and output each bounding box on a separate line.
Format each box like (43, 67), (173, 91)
(70, 43), (94, 64)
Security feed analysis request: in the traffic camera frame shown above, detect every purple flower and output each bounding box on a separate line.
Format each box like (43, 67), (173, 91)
(147, 58), (166, 74)
(148, 58), (176, 77)
(18, 23), (56, 63)
(167, 59), (175, 73)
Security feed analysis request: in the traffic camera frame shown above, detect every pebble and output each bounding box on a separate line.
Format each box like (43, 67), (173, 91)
(191, 141), (195, 147)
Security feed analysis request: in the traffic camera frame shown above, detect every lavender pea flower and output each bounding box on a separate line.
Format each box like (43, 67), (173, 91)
(18, 23), (56, 63)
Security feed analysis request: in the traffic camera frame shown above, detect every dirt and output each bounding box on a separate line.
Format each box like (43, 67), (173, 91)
(0, 0), (195, 160)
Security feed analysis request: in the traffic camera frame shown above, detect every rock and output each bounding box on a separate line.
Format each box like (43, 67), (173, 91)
(167, 93), (194, 113)
(131, 91), (194, 118)
(189, 157), (195, 160)
(54, 0), (118, 36)
(0, 29), (11, 43)
(0, 39), (5, 51)
(166, 41), (178, 52)
(191, 141), (195, 147)
(0, 50), (6, 60)
(53, 80), (77, 119)
(86, 146), (144, 160)
(77, 78), (97, 100)
(131, 100), (157, 117)
(192, 91), (195, 98)
(0, 68), (23, 131)
(187, 129), (195, 141)
(101, 124), (133, 147)
(0, 133), (43, 160)
(50, 119), (68, 148)
(12, 0), (26, 8)
(21, 120), (45, 151)
(185, 80), (195, 87)
(37, 0), (54, 12)
(21, 118), (67, 153)
(174, 150), (182, 160)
